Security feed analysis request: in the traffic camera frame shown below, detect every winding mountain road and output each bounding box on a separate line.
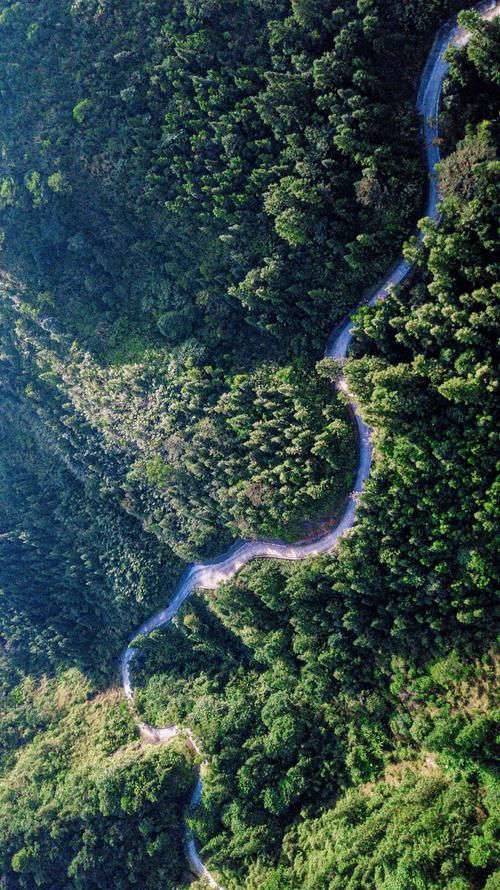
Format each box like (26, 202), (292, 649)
(120, 5), (498, 887)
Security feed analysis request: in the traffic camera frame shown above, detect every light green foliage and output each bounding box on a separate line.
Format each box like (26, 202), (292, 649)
(437, 121), (496, 201)
(0, 398), (182, 678)
(47, 171), (68, 193)
(24, 171), (43, 206)
(0, 176), (16, 208)
(72, 97), (92, 124)
(0, 671), (195, 889)
(279, 771), (495, 890)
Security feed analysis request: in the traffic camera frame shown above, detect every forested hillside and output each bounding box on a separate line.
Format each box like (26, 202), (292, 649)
(0, 670), (196, 888)
(0, 0), (437, 355)
(0, 2), (498, 889)
(0, 0), (451, 559)
(134, 18), (500, 886)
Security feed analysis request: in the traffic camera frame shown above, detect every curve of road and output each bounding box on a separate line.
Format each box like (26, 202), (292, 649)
(120, 5), (498, 887)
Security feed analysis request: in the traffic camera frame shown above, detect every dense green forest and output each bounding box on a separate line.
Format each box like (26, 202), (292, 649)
(0, 0), (445, 558)
(0, 1), (498, 889)
(0, 669), (196, 888)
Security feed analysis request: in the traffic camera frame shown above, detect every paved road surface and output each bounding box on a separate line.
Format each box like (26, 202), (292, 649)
(120, 5), (498, 886)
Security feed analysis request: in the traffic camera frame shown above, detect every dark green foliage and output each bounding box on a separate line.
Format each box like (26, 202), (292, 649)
(345, 134), (499, 649)
(0, 392), (182, 678)
(441, 10), (500, 147)
(0, 0), (433, 357)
